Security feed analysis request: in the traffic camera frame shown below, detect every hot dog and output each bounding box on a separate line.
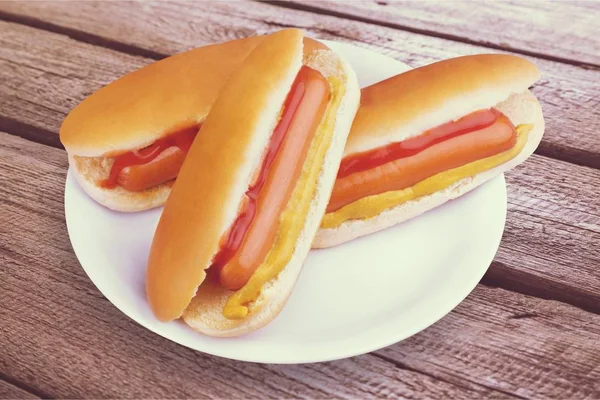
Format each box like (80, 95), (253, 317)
(61, 35), (327, 212)
(313, 54), (545, 248)
(146, 29), (360, 336)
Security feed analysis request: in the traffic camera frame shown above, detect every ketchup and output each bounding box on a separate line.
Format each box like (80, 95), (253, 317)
(100, 126), (199, 188)
(337, 108), (502, 179)
(209, 66), (315, 274)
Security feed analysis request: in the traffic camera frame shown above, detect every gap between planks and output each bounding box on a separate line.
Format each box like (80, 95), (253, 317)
(263, 0), (600, 70)
(369, 353), (528, 400)
(0, 373), (46, 399)
(0, 10), (165, 60)
(0, 116), (62, 150)
(483, 259), (600, 316)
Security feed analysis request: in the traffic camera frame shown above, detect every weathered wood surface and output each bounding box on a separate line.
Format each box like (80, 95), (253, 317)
(2, 132), (598, 398)
(2, 1), (600, 398)
(286, 0), (600, 66)
(377, 286), (600, 399)
(0, 380), (38, 399)
(1, 2), (599, 168)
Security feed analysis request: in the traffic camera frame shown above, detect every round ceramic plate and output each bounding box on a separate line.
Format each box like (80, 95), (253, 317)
(64, 41), (507, 364)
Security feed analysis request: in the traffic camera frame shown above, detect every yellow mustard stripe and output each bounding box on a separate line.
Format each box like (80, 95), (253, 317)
(223, 77), (344, 319)
(320, 124), (532, 230)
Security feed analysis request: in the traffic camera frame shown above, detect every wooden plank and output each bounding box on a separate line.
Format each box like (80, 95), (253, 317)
(0, 3), (599, 168)
(285, 0), (600, 66)
(0, 134), (503, 399)
(0, 380), (39, 399)
(1, 134), (598, 398)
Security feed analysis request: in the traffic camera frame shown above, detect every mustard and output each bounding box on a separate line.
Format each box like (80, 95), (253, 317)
(321, 124), (533, 230)
(223, 77), (345, 319)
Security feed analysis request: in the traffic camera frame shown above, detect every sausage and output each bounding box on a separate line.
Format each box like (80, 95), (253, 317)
(117, 146), (186, 192)
(218, 67), (330, 290)
(101, 126), (197, 191)
(327, 117), (517, 213)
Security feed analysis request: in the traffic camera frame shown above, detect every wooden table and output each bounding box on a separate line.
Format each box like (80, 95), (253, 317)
(1, 1), (599, 398)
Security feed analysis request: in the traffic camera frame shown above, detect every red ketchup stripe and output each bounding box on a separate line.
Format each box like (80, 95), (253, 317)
(337, 108), (502, 179)
(209, 66), (313, 274)
(101, 126), (199, 189)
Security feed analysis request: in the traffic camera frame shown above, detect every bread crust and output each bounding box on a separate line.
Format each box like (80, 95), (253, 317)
(313, 90), (544, 248)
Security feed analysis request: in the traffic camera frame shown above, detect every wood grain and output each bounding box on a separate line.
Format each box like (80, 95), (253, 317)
(1, 133), (598, 398)
(0, 380), (38, 399)
(0, 2), (599, 168)
(284, 0), (600, 66)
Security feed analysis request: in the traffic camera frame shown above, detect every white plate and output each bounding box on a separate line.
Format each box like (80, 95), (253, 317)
(64, 41), (507, 364)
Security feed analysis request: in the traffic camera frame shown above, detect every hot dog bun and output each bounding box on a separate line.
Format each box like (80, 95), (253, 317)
(62, 36), (328, 212)
(146, 29), (360, 336)
(314, 54), (544, 248)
